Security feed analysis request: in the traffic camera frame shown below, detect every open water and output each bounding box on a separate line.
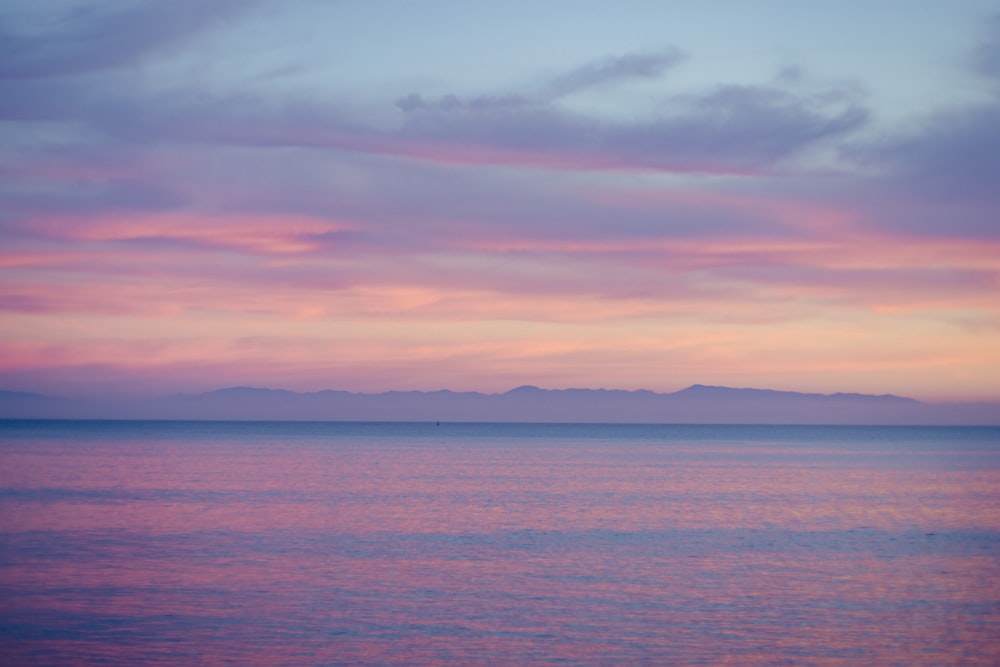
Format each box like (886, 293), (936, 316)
(1, 420), (998, 665)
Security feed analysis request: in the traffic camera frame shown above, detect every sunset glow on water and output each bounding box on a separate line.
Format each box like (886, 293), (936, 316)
(1, 421), (998, 665)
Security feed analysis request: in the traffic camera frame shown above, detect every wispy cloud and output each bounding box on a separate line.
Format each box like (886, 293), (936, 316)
(0, 39), (866, 177)
(1, 2), (998, 400)
(970, 14), (1000, 80)
(543, 48), (687, 98)
(0, 0), (253, 78)
(390, 55), (866, 173)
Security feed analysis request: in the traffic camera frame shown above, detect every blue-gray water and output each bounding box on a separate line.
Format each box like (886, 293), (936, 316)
(1, 421), (998, 665)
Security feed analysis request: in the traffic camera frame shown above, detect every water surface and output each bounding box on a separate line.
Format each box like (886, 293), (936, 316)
(1, 421), (998, 665)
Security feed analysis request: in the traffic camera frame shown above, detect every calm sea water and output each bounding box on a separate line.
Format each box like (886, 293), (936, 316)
(1, 420), (998, 666)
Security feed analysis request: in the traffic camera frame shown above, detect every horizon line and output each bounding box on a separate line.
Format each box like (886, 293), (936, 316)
(9, 382), (1000, 405)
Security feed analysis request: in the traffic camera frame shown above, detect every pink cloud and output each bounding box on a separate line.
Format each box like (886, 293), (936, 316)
(31, 211), (356, 255)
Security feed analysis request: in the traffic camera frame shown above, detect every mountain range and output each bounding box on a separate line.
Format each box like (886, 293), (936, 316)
(1, 384), (997, 425)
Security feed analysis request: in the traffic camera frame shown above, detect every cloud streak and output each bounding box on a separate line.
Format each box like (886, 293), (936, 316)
(0, 0), (253, 79)
(0, 40), (867, 178)
(543, 48), (687, 98)
(1, 1), (998, 401)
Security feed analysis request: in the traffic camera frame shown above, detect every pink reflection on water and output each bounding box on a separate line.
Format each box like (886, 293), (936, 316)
(3, 439), (995, 534)
(1, 429), (998, 665)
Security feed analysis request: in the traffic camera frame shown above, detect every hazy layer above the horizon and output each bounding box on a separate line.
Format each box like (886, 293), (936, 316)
(1, 384), (997, 425)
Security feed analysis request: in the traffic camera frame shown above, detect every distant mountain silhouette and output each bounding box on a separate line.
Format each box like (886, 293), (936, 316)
(1, 384), (996, 424)
(0, 390), (64, 401)
(673, 384), (918, 402)
(0, 390), (70, 408)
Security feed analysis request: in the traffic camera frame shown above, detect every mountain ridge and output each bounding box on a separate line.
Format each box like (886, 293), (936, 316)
(674, 384), (919, 403)
(165, 384), (922, 402)
(2, 383), (996, 424)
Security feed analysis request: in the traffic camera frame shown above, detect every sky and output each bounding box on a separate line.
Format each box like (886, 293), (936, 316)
(1, 0), (999, 402)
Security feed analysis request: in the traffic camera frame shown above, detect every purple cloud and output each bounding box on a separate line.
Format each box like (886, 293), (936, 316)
(874, 106), (1000, 203)
(543, 48), (687, 98)
(609, 85), (868, 169)
(971, 14), (1000, 80)
(1, 33), (867, 183)
(841, 73), (1000, 236)
(391, 79), (867, 172)
(0, 0), (252, 79)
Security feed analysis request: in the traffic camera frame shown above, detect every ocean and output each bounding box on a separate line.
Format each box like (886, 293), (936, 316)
(1, 420), (998, 665)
